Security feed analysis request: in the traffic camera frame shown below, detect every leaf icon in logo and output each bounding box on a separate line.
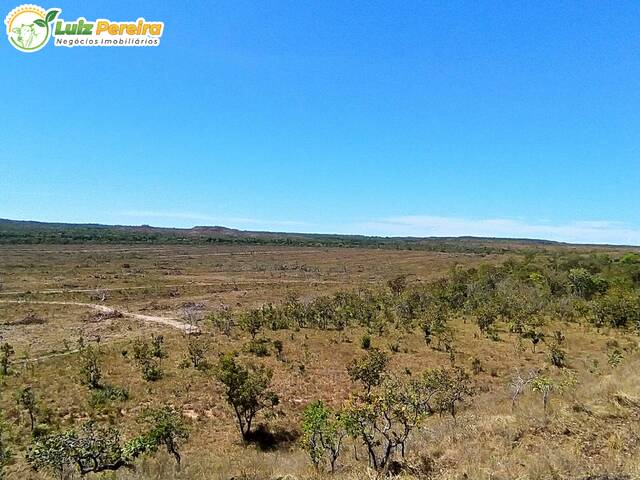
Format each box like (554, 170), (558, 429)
(45, 10), (59, 23)
(34, 19), (46, 28)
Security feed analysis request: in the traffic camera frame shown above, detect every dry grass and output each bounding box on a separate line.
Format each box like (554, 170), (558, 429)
(0, 244), (638, 479)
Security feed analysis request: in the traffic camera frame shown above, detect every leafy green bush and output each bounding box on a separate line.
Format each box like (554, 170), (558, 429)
(133, 338), (163, 381)
(243, 338), (271, 357)
(591, 289), (640, 328)
(89, 385), (129, 408)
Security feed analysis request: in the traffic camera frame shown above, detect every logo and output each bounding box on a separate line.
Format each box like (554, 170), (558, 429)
(5, 4), (58, 52)
(5, 4), (164, 52)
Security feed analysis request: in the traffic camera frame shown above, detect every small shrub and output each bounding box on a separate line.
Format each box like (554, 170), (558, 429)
(184, 336), (210, 370)
(549, 343), (566, 368)
(0, 343), (14, 376)
(273, 340), (284, 360)
(79, 345), (102, 389)
(244, 338), (271, 357)
(360, 334), (371, 350)
(471, 357), (483, 375)
(608, 349), (624, 367)
(0, 414), (11, 478)
(89, 385), (129, 408)
(133, 339), (163, 381)
(16, 387), (38, 432)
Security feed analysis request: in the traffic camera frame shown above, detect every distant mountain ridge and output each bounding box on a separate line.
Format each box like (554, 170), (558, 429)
(0, 218), (635, 251)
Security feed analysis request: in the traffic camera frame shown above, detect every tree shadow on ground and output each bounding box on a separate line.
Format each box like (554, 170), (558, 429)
(245, 424), (300, 451)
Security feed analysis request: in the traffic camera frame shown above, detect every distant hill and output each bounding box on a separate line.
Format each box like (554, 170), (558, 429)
(0, 218), (634, 253)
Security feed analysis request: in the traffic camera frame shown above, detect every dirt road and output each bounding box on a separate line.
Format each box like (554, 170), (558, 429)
(0, 299), (200, 334)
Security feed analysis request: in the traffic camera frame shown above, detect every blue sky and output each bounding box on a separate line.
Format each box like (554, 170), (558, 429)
(1, 1), (639, 244)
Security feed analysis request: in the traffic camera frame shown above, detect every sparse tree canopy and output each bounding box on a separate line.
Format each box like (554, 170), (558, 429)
(78, 345), (102, 389)
(239, 310), (264, 340)
(216, 353), (279, 441)
(422, 366), (473, 419)
(133, 337), (164, 381)
(342, 375), (435, 472)
(137, 406), (189, 466)
(27, 422), (131, 476)
(301, 400), (346, 473)
(16, 387), (38, 432)
(347, 348), (389, 394)
(27, 408), (189, 477)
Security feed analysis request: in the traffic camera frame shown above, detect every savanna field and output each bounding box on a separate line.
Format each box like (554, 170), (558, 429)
(0, 241), (639, 480)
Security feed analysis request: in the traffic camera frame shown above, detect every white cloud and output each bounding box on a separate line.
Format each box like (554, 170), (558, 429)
(118, 210), (309, 228)
(356, 215), (640, 245)
(117, 210), (640, 245)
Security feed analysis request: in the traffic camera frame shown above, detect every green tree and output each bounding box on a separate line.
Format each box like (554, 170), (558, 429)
(27, 423), (131, 476)
(301, 400), (346, 473)
(27, 411), (189, 477)
(549, 343), (566, 368)
(138, 406), (189, 466)
(568, 268), (608, 299)
(133, 338), (163, 381)
(347, 348), (389, 395)
(150, 334), (166, 359)
(387, 275), (408, 296)
(215, 353), (279, 441)
(240, 310), (264, 340)
(531, 375), (554, 419)
(17, 386), (38, 431)
(421, 303), (452, 351)
(209, 306), (235, 336)
(183, 335), (210, 370)
(78, 345), (102, 389)
(474, 302), (499, 339)
(591, 289), (640, 328)
(342, 377), (433, 472)
(422, 367), (474, 420)
(273, 339), (284, 361)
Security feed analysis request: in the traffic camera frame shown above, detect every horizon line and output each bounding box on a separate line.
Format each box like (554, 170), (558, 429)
(2, 217), (639, 248)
